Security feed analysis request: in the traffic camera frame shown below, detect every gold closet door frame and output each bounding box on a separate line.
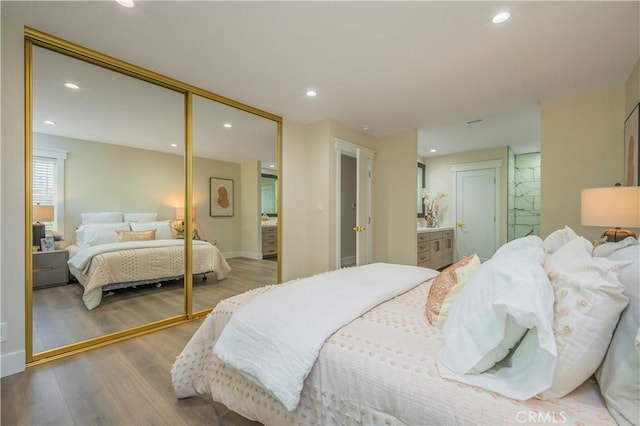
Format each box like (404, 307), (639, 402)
(24, 28), (282, 365)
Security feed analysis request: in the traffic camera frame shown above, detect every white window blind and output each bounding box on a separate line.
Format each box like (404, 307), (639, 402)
(33, 156), (56, 231)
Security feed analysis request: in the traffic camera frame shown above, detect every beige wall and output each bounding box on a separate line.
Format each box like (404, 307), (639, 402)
(1, 17), (26, 375)
(372, 130), (419, 265)
(36, 134), (248, 254)
(240, 161), (261, 257)
(424, 147), (509, 246)
(280, 119), (311, 281)
(540, 85), (626, 241)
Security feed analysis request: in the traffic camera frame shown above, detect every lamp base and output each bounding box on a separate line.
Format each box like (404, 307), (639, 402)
(33, 222), (46, 250)
(602, 228), (637, 243)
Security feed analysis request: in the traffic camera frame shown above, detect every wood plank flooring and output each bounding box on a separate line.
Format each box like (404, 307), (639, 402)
(33, 258), (276, 353)
(4, 257), (274, 425)
(1, 319), (259, 426)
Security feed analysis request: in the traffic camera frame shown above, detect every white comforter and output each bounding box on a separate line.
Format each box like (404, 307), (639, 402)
(67, 240), (231, 310)
(68, 239), (200, 272)
(172, 274), (615, 426)
(213, 263), (438, 411)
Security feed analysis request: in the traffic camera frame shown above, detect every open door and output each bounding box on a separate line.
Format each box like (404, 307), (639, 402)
(336, 139), (375, 267)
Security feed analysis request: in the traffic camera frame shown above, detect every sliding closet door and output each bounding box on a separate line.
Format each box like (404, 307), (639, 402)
(30, 44), (186, 357)
(190, 95), (278, 314)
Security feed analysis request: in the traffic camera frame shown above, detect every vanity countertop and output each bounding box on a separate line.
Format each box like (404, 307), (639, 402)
(417, 226), (453, 234)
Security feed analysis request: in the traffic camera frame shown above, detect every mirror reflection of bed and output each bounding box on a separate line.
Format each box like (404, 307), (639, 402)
(30, 44), (278, 355)
(32, 257), (275, 353)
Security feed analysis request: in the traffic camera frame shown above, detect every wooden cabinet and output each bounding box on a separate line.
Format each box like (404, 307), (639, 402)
(417, 229), (454, 270)
(417, 232), (430, 268)
(33, 249), (68, 288)
(262, 226), (277, 259)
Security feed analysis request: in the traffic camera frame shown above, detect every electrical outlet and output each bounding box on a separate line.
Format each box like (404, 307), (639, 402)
(0, 322), (7, 343)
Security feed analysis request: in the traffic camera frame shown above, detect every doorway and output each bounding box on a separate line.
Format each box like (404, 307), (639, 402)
(335, 139), (375, 268)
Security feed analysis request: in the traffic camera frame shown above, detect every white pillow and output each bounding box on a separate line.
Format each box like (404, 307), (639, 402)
(437, 244), (557, 400)
(123, 212), (158, 222)
(492, 235), (545, 262)
(538, 237), (630, 399)
(130, 220), (172, 240)
(76, 222), (131, 248)
(594, 241), (640, 425)
(80, 212), (123, 224)
(543, 225), (578, 253)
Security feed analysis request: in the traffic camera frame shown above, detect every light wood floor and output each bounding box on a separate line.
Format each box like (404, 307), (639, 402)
(3, 257), (274, 425)
(1, 319), (259, 426)
(33, 258), (276, 353)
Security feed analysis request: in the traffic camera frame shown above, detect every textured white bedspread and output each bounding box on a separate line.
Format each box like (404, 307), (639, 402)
(67, 240), (231, 310)
(172, 275), (615, 426)
(213, 263), (437, 411)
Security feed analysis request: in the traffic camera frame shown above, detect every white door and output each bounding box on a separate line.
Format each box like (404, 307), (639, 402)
(336, 139), (375, 267)
(455, 168), (498, 261)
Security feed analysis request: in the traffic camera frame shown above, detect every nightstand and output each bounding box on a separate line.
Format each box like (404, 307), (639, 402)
(33, 249), (69, 289)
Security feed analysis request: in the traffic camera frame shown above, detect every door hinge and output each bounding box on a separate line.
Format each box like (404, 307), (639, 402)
(368, 217), (371, 224)
(368, 170), (371, 178)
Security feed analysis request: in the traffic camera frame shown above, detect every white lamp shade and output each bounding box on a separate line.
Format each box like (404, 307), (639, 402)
(581, 186), (640, 228)
(33, 204), (54, 222)
(175, 207), (196, 221)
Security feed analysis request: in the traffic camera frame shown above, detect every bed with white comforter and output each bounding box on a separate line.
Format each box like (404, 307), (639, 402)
(173, 227), (639, 425)
(67, 239), (231, 310)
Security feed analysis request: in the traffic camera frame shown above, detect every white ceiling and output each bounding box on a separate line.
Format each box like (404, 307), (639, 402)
(3, 1), (639, 158)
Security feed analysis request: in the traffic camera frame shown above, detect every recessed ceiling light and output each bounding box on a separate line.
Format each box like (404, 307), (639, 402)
(430, 149), (437, 153)
(116, 0), (135, 7)
(44, 120), (55, 125)
(63, 82), (79, 90)
(170, 143), (178, 148)
(306, 90), (317, 97)
(361, 125), (370, 132)
(492, 12), (511, 24)
(223, 123), (232, 128)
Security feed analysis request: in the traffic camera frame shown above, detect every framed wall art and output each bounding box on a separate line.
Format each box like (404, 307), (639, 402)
(210, 177), (234, 217)
(624, 103), (639, 186)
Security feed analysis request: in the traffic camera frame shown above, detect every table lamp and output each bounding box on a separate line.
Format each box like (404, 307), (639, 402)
(33, 204), (54, 249)
(581, 186), (640, 242)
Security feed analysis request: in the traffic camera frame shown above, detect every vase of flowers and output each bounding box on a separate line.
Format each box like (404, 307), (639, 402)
(421, 189), (446, 228)
(173, 220), (185, 239)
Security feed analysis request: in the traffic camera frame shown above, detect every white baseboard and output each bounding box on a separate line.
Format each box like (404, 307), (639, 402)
(223, 251), (263, 260)
(1, 350), (25, 377)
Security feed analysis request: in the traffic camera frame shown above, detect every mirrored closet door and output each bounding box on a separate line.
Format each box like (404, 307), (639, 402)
(25, 29), (282, 364)
(30, 44), (187, 355)
(191, 95), (278, 314)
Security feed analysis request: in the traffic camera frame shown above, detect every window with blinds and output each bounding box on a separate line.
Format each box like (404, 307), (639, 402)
(33, 156), (56, 231)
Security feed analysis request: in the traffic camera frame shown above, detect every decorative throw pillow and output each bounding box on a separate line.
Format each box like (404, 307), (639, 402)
(538, 237), (630, 399)
(437, 241), (557, 400)
(425, 253), (480, 326)
(594, 241), (639, 425)
(116, 229), (156, 242)
(130, 220), (172, 240)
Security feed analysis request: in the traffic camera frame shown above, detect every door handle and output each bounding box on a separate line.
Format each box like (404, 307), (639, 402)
(352, 226), (366, 232)
(457, 221), (465, 227)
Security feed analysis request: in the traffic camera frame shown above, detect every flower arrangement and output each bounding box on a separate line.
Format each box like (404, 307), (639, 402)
(421, 189), (446, 227)
(173, 220), (184, 233)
